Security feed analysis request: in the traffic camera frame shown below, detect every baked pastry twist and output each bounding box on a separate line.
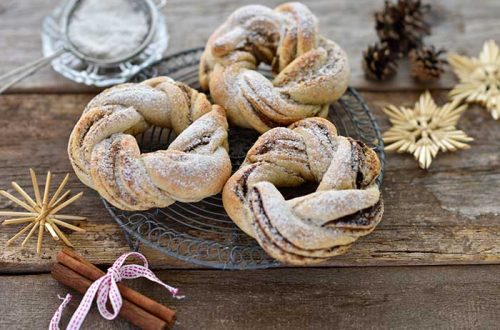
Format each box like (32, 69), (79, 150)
(68, 77), (232, 211)
(199, 2), (350, 133)
(222, 118), (383, 265)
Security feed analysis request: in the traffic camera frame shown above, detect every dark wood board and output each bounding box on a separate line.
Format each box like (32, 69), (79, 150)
(1, 265), (500, 329)
(1, 1), (500, 328)
(0, 91), (498, 273)
(0, 0), (499, 93)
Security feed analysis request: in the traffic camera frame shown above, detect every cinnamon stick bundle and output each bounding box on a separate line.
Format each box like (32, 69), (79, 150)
(51, 249), (176, 330)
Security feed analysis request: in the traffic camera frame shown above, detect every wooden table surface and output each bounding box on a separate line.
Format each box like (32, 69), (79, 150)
(1, 0), (499, 329)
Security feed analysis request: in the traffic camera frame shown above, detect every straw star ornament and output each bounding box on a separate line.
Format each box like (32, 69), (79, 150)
(0, 169), (85, 254)
(448, 40), (500, 120)
(383, 92), (473, 169)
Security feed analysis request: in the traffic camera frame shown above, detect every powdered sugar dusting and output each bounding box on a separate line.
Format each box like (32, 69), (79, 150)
(69, 78), (231, 211)
(67, 0), (148, 60)
(200, 2), (350, 132)
(223, 117), (382, 264)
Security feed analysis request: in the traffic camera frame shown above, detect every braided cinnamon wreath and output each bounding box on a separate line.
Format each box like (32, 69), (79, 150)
(223, 118), (383, 265)
(68, 77), (232, 211)
(200, 2), (350, 133)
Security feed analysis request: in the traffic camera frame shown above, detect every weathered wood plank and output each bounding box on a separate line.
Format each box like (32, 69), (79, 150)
(1, 265), (500, 329)
(0, 91), (498, 273)
(0, 0), (499, 93)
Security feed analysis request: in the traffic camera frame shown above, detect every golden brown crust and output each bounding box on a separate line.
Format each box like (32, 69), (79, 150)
(68, 78), (232, 211)
(222, 117), (382, 265)
(200, 2), (350, 133)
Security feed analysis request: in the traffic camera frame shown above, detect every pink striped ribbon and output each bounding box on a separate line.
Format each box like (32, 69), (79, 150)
(49, 252), (182, 330)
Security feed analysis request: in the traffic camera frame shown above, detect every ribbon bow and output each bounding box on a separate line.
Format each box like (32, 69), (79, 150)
(49, 252), (182, 330)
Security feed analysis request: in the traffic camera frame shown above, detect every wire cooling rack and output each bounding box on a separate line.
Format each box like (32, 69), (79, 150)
(103, 47), (385, 269)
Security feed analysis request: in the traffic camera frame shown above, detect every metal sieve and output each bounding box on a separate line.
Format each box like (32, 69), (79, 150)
(0, 0), (165, 94)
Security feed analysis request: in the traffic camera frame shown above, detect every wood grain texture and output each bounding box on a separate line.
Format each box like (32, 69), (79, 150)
(1, 2), (499, 329)
(1, 265), (500, 329)
(0, 0), (499, 93)
(0, 91), (498, 273)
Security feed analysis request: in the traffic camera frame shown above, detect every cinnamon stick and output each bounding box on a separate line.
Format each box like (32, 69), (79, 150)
(52, 263), (168, 330)
(57, 249), (176, 328)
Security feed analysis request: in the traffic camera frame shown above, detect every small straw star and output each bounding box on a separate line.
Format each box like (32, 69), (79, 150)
(383, 91), (474, 169)
(1, 169), (86, 254)
(448, 40), (500, 120)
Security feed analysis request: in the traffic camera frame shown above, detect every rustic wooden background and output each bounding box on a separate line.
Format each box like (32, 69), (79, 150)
(0, 0), (499, 329)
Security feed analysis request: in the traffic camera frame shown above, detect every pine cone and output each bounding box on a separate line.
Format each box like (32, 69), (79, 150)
(375, 0), (431, 55)
(362, 42), (398, 81)
(409, 46), (446, 81)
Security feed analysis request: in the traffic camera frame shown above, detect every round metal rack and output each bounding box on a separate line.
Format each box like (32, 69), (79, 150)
(103, 47), (385, 269)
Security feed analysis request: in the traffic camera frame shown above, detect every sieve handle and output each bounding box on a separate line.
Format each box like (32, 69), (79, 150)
(0, 49), (65, 95)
